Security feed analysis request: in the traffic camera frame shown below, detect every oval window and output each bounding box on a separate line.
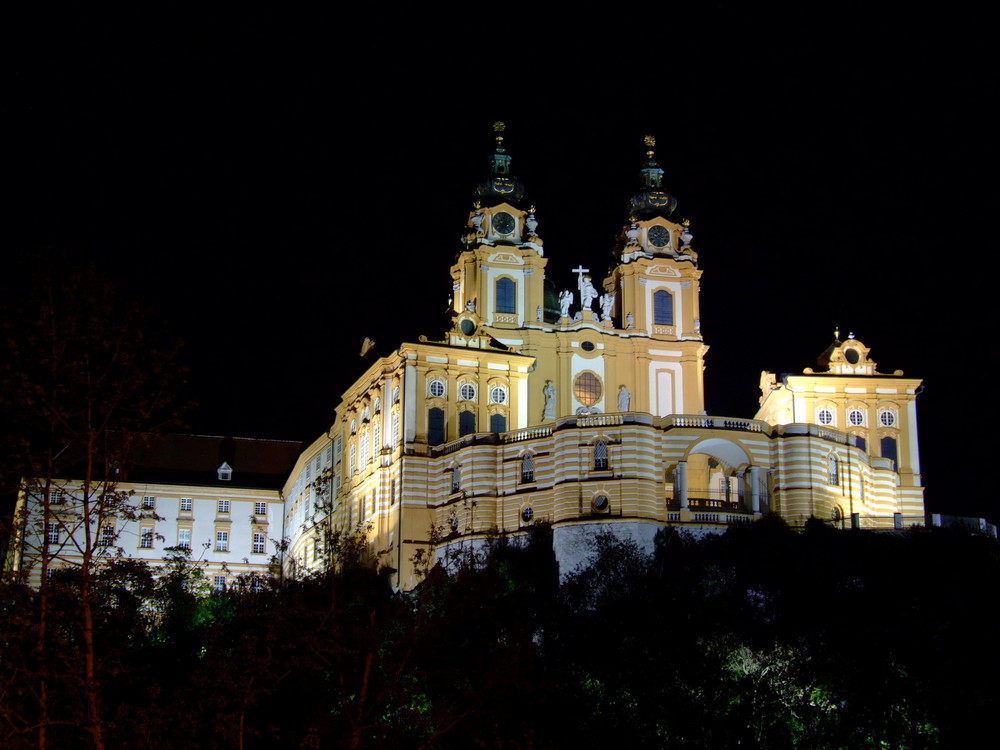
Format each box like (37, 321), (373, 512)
(574, 372), (602, 406)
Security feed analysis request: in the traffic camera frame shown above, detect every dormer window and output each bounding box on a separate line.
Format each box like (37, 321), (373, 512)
(217, 462), (232, 481)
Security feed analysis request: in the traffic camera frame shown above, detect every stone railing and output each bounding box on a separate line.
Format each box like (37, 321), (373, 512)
(577, 414), (624, 428)
(668, 415), (766, 432)
(502, 426), (553, 444)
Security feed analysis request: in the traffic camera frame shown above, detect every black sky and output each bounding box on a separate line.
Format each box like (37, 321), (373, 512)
(3, 9), (995, 521)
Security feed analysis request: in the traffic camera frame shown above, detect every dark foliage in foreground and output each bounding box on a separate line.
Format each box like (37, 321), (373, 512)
(2, 519), (998, 749)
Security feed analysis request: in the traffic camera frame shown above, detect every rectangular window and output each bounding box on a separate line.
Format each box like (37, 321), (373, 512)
(180, 497), (193, 512)
(594, 440), (609, 470)
(178, 528), (191, 550)
(142, 496), (156, 510)
(50, 489), (66, 505)
(254, 501), (267, 516)
(100, 526), (115, 547)
(46, 522), (60, 545)
(495, 277), (516, 313)
(140, 528), (154, 549)
(213, 575), (226, 593)
(216, 530), (229, 552)
(253, 532), (266, 554)
(521, 454), (535, 483)
(653, 289), (674, 325)
(217, 499), (230, 514)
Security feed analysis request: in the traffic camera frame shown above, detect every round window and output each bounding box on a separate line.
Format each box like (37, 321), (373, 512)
(521, 506), (534, 523)
(429, 380), (446, 398)
(460, 318), (476, 336)
(879, 410), (896, 427)
(460, 383), (477, 401)
(817, 408), (833, 425)
(573, 371), (602, 406)
(844, 347), (861, 364)
(592, 494), (609, 512)
(490, 386), (507, 404)
(581, 341), (595, 352)
(848, 409), (864, 426)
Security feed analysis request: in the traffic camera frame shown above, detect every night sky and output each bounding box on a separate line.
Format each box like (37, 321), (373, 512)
(4, 9), (994, 522)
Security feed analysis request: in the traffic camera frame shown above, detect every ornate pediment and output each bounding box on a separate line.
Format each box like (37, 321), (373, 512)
(488, 252), (524, 265)
(647, 264), (681, 277)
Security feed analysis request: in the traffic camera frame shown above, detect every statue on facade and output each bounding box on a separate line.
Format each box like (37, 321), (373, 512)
(543, 380), (556, 420)
(559, 290), (573, 318)
(626, 312), (635, 329)
(600, 293), (615, 322)
(466, 298), (476, 313)
(618, 385), (631, 412)
(579, 274), (598, 311)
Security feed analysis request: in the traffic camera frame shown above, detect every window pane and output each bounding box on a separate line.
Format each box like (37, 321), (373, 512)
(496, 278), (515, 314)
(428, 408), (446, 446)
(653, 289), (673, 325)
(459, 411), (476, 437)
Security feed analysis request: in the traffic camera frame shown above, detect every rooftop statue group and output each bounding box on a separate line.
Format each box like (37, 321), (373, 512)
(559, 267), (616, 323)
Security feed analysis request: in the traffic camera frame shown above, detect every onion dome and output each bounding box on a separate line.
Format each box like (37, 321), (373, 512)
(628, 135), (677, 218)
(473, 121), (526, 206)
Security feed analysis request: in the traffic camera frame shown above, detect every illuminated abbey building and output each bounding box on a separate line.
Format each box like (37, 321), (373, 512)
(8, 126), (925, 591)
(283, 126), (925, 589)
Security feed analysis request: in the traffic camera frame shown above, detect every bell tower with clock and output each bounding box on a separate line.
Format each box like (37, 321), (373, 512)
(601, 136), (709, 416)
(449, 122), (547, 333)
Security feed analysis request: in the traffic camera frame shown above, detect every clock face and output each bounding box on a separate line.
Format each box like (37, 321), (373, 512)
(492, 212), (516, 235)
(647, 225), (671, 248)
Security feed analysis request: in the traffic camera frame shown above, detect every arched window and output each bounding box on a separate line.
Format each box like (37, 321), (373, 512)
(490, 413), (507, 433)
(828, 455), (839, 485)
(653, 289), (674, 325)
(496, 277), (516, 314)
(373, 422), (381, 456)
(521, 454), (534, 483)
(881, 436), (898, 469)
(359, 429), (369, 467)
(428, 408), (446, 446)
(594, 439), (609, 470)
(391, 411), (400, 449)
(459, 410), (476, 437)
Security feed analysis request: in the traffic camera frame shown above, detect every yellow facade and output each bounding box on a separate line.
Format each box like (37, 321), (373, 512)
(7, 127), (928, 591)
(282, 127), (927, 590)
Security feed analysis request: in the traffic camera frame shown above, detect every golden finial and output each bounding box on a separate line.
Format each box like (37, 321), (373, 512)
(682, 218), (690, 227)
(644, 134), (656, 157)
(834, 327), (840, 340)
(493, 121), (506, 146)
(529, 205), (536, 213)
